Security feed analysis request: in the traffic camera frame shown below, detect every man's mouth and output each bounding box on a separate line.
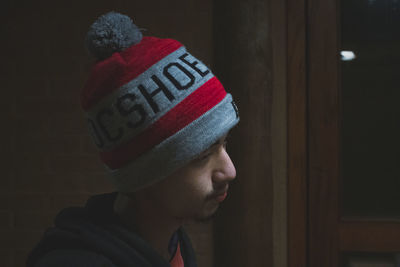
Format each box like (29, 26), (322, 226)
(215, 191), (228, 202)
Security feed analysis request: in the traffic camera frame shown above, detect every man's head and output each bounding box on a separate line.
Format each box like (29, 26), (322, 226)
(81, 12), (239, 194)
(131, 133), (236, 222)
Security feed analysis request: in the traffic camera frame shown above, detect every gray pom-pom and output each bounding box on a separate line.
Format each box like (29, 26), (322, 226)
(85, 11), (143, 60)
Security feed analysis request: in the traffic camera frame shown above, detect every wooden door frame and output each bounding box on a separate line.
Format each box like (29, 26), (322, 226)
(287, 0), (308, 266)
(288, 0), (340, 266)
(288, 0), (400, 265)
(306, 0), (341, 265)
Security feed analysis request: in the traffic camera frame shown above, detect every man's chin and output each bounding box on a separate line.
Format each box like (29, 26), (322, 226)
(194, 213), (216, 223)
(193, 205), (219, 223)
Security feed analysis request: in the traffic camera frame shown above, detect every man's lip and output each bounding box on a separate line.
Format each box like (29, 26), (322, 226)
(215, 185), (229, 196)
(215, 191), (228, 202)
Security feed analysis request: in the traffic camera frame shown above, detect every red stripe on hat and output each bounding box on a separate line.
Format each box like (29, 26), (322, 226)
(100, 77), (227, 169)
(81, 37), (182, 110)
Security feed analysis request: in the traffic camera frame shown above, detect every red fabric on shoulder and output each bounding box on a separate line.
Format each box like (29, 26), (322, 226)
(170, 242), (184, 267)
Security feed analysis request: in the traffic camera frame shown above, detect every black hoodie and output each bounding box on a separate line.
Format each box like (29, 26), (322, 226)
(26, 193), (197, 267)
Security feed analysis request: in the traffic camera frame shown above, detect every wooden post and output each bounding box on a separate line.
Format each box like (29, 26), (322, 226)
(212, 0), (286, 266)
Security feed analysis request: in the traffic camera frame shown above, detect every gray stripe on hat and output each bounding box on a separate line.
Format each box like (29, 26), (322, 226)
(85, 46), (215, 151)
(105, 93), (240, 193)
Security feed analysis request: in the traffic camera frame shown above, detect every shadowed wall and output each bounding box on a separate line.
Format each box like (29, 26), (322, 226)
(0, 2), (214, 266)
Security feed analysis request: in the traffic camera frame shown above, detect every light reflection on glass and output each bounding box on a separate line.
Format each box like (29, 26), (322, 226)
(341, 51), (357, 61)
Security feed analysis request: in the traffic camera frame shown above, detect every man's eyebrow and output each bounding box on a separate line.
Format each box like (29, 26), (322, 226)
(210, 133), (229, 148)
(197, 134), (230, 157)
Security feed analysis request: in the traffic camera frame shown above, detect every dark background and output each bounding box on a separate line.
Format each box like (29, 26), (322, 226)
(0, 1), (287, 267)
(0, 1), (215, 266)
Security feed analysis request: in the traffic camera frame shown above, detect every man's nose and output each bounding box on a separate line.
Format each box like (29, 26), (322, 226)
(212, 146), (237, 184)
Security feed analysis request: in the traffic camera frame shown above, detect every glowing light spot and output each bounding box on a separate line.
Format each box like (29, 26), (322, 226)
(341, 51), (356, 61)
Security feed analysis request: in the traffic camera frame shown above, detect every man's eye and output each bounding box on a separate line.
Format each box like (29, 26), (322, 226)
(196, 139), (228, 162)
(198, 152), (212, 161)
(222, 140), (228, 149)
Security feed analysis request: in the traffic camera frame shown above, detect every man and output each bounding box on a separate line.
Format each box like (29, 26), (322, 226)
(27, 11), (239, 267)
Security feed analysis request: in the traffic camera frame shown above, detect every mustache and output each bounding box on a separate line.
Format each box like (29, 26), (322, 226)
(205, 183), (229, 200)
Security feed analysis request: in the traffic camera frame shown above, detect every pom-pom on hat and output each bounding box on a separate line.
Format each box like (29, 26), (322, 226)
(81, 11), (240, 192)
(85, 11), (143, 60)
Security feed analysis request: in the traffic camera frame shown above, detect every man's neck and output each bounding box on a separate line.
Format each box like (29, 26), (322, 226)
(113, 192), (183, 262)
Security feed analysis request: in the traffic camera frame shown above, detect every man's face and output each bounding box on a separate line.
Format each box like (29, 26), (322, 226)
(144, 133), (236, 222)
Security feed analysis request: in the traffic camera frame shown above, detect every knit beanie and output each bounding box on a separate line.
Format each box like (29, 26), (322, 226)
(81, 11), (240, 192)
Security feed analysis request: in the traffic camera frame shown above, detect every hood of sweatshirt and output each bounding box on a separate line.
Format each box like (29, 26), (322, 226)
(26, 193), (197, 267)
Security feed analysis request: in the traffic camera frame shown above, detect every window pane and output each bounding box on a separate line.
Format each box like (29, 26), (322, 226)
(341, 0), (400, 218)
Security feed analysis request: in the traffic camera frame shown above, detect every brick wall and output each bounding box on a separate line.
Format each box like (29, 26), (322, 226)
(1, 1), (213, 266)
